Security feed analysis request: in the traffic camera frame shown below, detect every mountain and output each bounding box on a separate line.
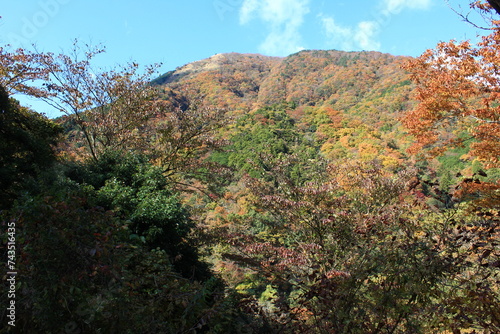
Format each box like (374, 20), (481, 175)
(152, 50), (415, 169)
(11, 47), (498, 333)
(152, 52), (281, 112)
(154, 50), (414, 119)
(153, 53), (280, 86)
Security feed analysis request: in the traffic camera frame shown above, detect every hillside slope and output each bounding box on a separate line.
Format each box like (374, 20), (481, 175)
(154, 50), (414, 120)
(153, 50), (415, 169)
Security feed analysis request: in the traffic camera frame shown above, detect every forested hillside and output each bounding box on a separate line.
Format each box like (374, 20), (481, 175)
(153, 50), (413, 116)
(1, 8), (500, 332)
(153, 50), (414, 170)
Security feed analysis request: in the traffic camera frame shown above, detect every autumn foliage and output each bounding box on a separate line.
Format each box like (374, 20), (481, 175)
(404, 27), (500, 166)
(2, 10), (500, 332)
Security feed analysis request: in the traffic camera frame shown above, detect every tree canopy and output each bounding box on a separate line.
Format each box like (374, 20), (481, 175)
(1, 9), (500, 331)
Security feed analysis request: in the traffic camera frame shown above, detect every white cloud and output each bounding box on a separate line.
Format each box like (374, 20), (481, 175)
(382, 0), (431, 15)
(239, 0), (310, 56)
(355, 21), (381, 50)
(239, 0), (259, 25)
(321, 16), (380, 52)
(321, 0), (430, 52)
(321, 16), (354, 51)
(259, 26), (306, 56)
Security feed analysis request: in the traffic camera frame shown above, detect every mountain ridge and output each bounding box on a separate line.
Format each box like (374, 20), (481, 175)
(153, 49), (414, 125)
(152, 52), (282, 86)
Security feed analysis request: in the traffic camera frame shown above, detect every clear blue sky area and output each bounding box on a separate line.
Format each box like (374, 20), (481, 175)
(0, 0), (489, 117)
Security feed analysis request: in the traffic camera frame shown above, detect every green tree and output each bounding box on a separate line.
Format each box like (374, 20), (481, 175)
(64, 151), (210, 279)
(1, 191), (233, 333)
(212, 103), (319, 181)
(0, 84), (61, 209)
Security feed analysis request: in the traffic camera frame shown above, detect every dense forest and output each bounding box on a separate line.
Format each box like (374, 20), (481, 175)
(1, 2), (500, 333)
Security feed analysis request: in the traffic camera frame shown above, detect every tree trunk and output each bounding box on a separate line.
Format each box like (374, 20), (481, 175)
(487, 0), (500, 16)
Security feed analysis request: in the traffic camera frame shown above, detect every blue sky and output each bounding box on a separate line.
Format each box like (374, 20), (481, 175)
(0, 0), (489, 117)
